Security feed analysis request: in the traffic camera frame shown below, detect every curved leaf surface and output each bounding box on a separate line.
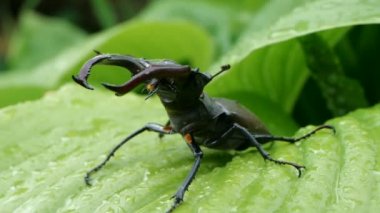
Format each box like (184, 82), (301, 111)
(0, 85), (378, 212)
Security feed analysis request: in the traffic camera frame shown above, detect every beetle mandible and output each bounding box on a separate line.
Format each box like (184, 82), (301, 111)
(72, 53), (334, 212)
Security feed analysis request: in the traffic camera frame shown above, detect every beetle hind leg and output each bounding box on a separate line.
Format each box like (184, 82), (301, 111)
(234, 123), (306, 177)
(255, 124), (335, 144)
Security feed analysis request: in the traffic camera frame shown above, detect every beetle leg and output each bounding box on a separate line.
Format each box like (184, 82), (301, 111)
(167, 134), (203, 213)
(233, 124), (305, 177)
(255, 124), (335, 144)
(159, 120), (171, 139)
(85, 123), (175, 186)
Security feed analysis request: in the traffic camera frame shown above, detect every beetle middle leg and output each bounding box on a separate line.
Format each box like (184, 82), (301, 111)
(85, 123), (175, 186)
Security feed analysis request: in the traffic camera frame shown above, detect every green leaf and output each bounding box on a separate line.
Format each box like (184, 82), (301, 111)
(210, 0), (380, 69)
(0, 84), (379, 212)
(140, 0), (315, 57)
(207, 0), (380, 114)
(6, 11), (86, 70)
(299, 33), (368, 115)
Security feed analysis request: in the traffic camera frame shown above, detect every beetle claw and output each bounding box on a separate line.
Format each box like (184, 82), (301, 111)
(73, 53), (192, 96)
(101, 82), (124, 95)
(93, 50), (102, 55)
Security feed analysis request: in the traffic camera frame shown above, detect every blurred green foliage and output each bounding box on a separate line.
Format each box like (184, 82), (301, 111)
(1, 0), (380, 131)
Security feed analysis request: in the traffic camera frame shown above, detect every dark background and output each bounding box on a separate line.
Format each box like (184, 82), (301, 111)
(0, 0), (150, 71)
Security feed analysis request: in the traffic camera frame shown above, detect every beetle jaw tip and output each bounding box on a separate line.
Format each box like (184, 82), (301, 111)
(72, 75), (94, 90)
(101, 82), (125, 96)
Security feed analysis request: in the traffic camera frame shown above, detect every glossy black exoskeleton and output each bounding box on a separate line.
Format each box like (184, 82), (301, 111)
(73, 53), (334, 212)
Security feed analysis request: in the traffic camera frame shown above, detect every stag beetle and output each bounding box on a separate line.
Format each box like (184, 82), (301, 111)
(72, 53), (334, 212)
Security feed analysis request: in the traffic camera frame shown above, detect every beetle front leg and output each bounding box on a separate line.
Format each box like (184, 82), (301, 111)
(85, 123), (175, 186)
(167, 134), (203, 213)
(159, 120), (171, 139)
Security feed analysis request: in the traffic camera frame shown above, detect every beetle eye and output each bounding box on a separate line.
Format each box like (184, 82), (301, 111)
(168, 81), (177, 92)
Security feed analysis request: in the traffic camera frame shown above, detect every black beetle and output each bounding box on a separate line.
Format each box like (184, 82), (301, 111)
(73, 53), (334, 212)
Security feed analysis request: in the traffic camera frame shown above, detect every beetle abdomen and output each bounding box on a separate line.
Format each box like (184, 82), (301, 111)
(214, 98), (270, 135)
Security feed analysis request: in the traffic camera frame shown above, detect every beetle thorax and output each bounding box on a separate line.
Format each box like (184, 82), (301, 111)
(155, 72), (210, 109)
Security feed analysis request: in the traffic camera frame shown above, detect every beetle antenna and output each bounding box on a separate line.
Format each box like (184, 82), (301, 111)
(210, 64), (230, 81)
